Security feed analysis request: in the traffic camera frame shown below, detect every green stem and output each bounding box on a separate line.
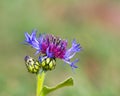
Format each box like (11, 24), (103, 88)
(36, 71), (45, 96)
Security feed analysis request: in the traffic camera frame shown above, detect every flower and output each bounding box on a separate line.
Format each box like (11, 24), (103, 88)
(25, 29), (40, 51)
(24, 30), (81, 69)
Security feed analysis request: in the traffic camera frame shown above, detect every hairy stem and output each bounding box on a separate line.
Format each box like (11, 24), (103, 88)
(36, 71), (45, 96)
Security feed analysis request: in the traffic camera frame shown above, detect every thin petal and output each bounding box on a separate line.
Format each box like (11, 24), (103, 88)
(64, 39), (81, 60)
(66, 52), (76, 60)
(25, 32), (30, 42)
(35, 50), (40, 55)
(31, 29), (37, 39)
(70, 59), (79, 68)
(46, 47), (53, 58)
(62, 58), (79, 69)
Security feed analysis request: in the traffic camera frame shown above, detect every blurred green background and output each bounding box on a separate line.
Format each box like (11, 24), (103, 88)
(0, 0), (120, 96)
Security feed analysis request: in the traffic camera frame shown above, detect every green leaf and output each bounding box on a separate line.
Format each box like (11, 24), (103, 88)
(43, 77), (74, 95)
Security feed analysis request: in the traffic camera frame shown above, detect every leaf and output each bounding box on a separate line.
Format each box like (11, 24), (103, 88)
(43, 77), (74, 95)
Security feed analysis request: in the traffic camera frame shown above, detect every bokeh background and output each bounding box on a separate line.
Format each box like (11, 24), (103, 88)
(0, 0), (120, 96)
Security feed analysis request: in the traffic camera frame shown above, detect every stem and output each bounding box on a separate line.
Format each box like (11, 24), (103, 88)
(36, 71), (45, 96)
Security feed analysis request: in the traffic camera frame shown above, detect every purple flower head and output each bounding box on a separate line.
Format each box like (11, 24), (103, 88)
(40, 34), (67, 59)
(24, 30), (81, 69)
